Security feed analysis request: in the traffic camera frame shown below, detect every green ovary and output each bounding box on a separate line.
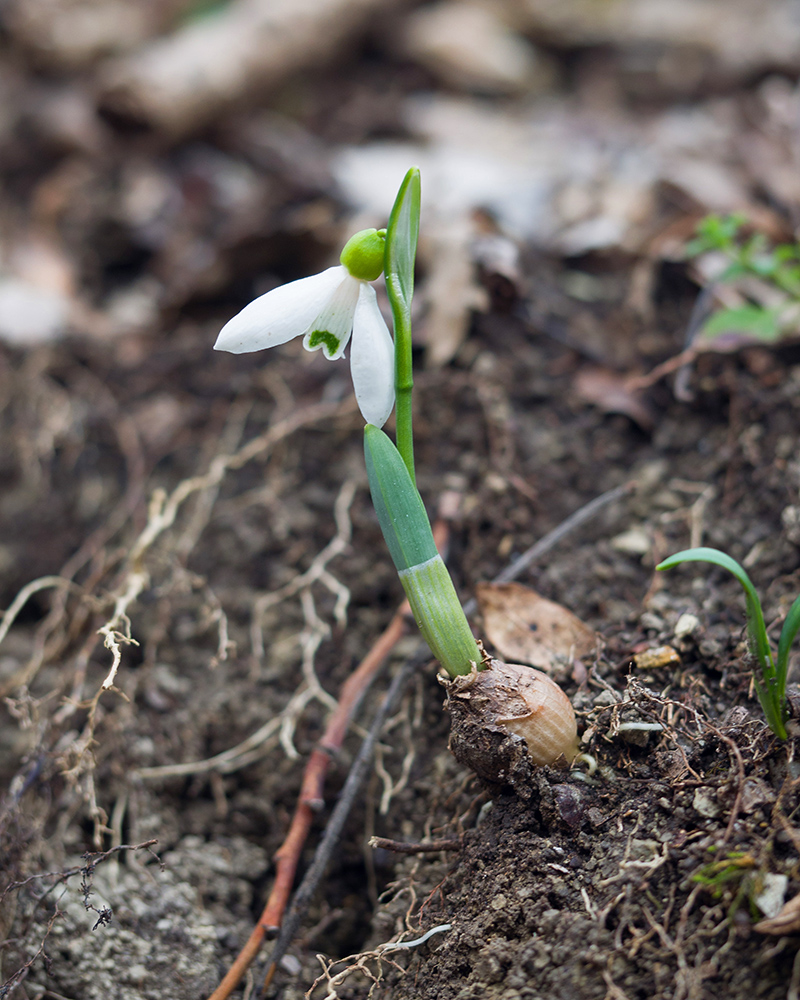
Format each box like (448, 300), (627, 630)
(340, 228), (385, 282)
(307, 330), (341, 357)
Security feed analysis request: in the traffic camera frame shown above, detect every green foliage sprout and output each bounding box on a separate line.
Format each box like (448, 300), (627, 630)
(692, 851), (763, 922)
(657, 547), (800, 739)
(685, 214), (800, 343)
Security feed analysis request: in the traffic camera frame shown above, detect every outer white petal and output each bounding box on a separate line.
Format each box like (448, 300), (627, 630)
(214, 265), (346, 354)
(350, 283), (395, 427)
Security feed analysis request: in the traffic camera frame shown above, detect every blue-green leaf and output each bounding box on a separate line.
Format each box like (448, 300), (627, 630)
(364, 423), (436, 572)
(364, 423), (481, 676)
(699, 306), (782, 344)
(384, 168), (420, 332)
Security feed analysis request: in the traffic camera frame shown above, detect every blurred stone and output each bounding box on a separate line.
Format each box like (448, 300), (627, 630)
(0, 276), (68, 345)
(755, 874), (788, 919)
(404, 0), (555, 95)
(675, 613), (701, 639)
(633, 645), (680, 670)
(782, 505), (800, 545)
(692, 787), (721, 819)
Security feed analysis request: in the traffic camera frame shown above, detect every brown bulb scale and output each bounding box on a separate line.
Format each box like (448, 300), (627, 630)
(443, 659), (578, 787)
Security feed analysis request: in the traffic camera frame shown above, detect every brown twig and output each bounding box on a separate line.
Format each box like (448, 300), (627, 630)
(625, 346), (700, 392)
(369, 837), (461, 854)
(259, 650), (425, 994)
(206, 603), (412, 1000)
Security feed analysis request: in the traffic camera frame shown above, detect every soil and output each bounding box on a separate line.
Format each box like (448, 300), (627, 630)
(2, 7), (800, 1000)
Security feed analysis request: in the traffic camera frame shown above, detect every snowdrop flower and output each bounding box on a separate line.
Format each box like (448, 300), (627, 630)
(214, 229), (395, 427)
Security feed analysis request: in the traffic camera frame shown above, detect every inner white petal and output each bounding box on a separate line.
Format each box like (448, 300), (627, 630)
(302, 274), (360, 360)
(214, 265), (346, 355)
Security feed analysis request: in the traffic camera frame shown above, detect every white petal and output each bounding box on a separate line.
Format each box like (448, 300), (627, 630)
(350, 284), (395, 427)
(214, 266), (346, 354)
(302, 274), (360, 360)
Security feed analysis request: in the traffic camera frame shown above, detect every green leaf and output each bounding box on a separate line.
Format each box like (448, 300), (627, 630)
(699, 306), (782, 343)
(364, 423), (481, 676)
(777, 594), (800, 694)
(384, 168), (420, 326)
(656, 547), (787, 738)
(364, 424), (436, 573)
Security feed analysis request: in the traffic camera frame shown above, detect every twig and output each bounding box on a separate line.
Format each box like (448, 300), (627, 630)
(625, 347), (700, 393)
(369, 837), (461, 854)
(206, 604), (412, 1000)
(463, 479), (634, 615)
(259, 651), (425, 995)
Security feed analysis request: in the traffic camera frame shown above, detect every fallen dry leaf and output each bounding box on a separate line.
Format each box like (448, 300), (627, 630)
(476, 581), (597, 670)
(754, 891), (800, 934)
(573, 366), (656, 432)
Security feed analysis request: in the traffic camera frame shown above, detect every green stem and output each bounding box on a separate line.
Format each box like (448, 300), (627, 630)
(393, 310), (415, 487)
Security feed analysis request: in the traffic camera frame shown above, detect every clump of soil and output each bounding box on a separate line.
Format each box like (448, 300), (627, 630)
(360, 657), (800, 1000)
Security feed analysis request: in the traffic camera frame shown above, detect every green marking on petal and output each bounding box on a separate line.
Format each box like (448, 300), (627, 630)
(307, 329), (341, 357)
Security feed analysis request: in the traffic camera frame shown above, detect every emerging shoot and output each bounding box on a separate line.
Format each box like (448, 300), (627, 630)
(657, 546), (800, 739)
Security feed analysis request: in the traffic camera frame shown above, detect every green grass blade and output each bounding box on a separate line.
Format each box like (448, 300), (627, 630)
(657, 547), (772, 669)
(657, 547), (786, 738)
(777, 594), (800, 695)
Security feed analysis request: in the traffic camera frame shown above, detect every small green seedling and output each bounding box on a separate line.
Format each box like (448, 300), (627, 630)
(685, 213), (800, 344)
(692, 851), (763, 922)
(656, 547), (800, 739)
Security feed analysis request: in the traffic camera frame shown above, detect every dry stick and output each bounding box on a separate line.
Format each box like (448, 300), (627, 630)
(369, 837), (461, 854)
(207, 605), (412, 1000)
(208, 481), (633, 999)
(259, 651), (425, 996)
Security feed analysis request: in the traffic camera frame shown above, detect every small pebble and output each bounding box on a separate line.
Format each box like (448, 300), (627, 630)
(633, 645), (681, 669)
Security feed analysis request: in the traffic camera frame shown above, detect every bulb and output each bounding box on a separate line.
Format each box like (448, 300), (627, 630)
(444, 659), (579, 784)
(487, 661), (578, 766)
